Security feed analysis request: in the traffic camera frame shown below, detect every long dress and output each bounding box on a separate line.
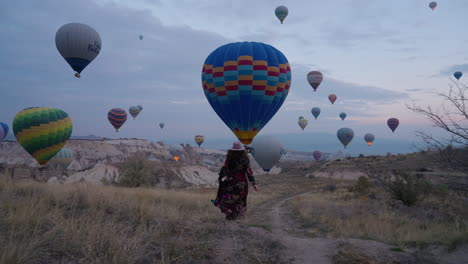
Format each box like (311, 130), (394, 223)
(213, 157), (256, 220)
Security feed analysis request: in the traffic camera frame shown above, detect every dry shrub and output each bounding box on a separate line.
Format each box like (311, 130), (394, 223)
(349, 176), (372, 196)
(379, 170), (432, 206)
(116, 153), (156, 187)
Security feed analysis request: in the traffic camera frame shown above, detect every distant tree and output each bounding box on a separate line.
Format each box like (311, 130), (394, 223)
(407, 81), (468, 174)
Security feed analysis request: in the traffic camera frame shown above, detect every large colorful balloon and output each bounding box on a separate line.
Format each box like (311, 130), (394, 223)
(298, 118), (308, 130)
(0, 122), (8, 141)
(139, 35), (144, 40)
(129, 106), (141, 119)
(49, 147), (74, 169)
(387, 118), (399, 133)
(194, 135), (205, 147)
(202, 42), (291, 145)
(454, 71), (463, 80)
(429, 2), (437, 10)
(13, 107), (72, 165)
(307, 71), (323, 92)
(329, 94), (337, 104)
(311, 107), (321, 119)
(108, 108), (127, 132)
(275, 6), (288, 24)
(337, 127), (354, 148)
(313, 151), (322, 161)
(339, 112), (347, 121)
(55, 23), (102, 78)
(159, 123), (165, 129)
(251, 135), (284, 172)
(364, 133), (375, 146)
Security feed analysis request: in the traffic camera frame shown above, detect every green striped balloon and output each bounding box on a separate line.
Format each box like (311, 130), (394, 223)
(13, 107), (73, 165)
(49, 147), (74, 169)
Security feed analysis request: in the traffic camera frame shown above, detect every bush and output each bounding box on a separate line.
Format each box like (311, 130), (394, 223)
(379, 170), (432, 207)
(349, 176), (371, 196)
(358, 154), (365, 158)
(117, 153), (155, 187)
(323, 184), (337, 192)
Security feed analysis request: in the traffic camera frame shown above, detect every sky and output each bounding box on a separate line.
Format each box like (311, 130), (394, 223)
(1, 0), (467, 153)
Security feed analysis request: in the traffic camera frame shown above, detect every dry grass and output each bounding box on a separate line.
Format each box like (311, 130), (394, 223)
(288, 184), (468, 250)
(0, 176), (222, 264)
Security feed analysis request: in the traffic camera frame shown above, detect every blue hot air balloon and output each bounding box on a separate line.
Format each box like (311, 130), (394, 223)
(311, 107), (321, 119)
(340, 112), (347, 121)
(0, 122), (9, 141)
(387, 118), (399, 133)
(337, 127), (354, 148)
(202, 42), (291, 145)
(454, 71), (463, 80)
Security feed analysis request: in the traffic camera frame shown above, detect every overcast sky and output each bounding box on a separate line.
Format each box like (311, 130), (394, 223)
(1, 0), (467, 149)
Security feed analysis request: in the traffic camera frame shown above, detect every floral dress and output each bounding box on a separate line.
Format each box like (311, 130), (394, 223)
(213, 157), (256, 220)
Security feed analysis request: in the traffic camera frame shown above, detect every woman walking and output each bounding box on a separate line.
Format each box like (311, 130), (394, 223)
(212, 142), (258, 220)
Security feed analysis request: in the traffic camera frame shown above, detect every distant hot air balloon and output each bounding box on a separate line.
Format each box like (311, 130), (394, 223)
(159, 123), (165, 129)
(311, 107), (321, 119)
(298, 118), (308, 130)
(275, 6), (288, 24)
(55, 23), (102, 78)
(454, 71), (463, 80)
(337, 127), (354, 148)
(13, 107), (72, 165)
(194, 135), (205, 147)
(169, 145), (183, 161)
(329, 94), (337, 104)
(173, 156), (180, 161)
(429, 2), (437, 10)
(137, 105), (143, 110)
(0, 122), (8, 141)
(129, 106), (141, 119)
(307, 71), (323, 92)
(251, 135), (284, 172)
(202, 42), (291, 145)
(387, 118), (399, 133)
(364, 133), (375, 146)
(313, 151), (322, 161)
(139, 35), (144, 40)
(49, 147), (74, 169)
(339, 112), (347, 121)
(108, 108), (127, 132)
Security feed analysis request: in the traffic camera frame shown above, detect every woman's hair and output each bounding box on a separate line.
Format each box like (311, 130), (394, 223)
(226, 150), (249, 171)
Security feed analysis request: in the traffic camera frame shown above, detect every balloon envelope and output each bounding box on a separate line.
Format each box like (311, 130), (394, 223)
(251, 135), (284, 172)
(108, 108), (127, 132)
(339, 112), (347, 121)
(49, 147), (74, 169)
(429, 2), (437, 10)
(454, 71), (463, 80)
(307, 71), (323, 91)
(129, 106), (141, 119)
(387, 118), (399, 132)
(364, 133), (375, 146)
(275, 6), (288, 24)
(55, 23), (101, 77)
(311, 107), (321, 119)
(0, 122), (8, 141)
(313, 151), (322, 161)
(337, 127), (354, 148)
(329, 94), (337, 104)
(194, 135), (205, 147)
(13, 107), (73, 165)
(202, 41), (291, 145)
(159, 123), (165, 129)
(139, 35), (144, 40)
(298, 118), (308, 130)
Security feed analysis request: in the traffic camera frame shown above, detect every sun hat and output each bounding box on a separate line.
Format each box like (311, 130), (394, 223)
(230, 141), (245, 151)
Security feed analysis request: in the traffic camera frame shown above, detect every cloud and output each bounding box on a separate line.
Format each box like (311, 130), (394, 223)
(439, 63), (468, 76)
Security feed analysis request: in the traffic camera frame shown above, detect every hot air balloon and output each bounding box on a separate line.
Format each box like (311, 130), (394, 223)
(275, 6), (288, 24)
(298, 118), (308, 130)
(108, 108), (127, 132)
(329, 94), (337, 104)
(364, 133), (375, 146)
(13, 107), (72, 166)
(250, 135), (284, 172)
(194, 135), (205, 147)
(139, 35), (144, 40)
(137, 105), (143, 110)
(169, 145), (183, 161)
(49, 147), (74, 169)
(311, 107), (321, 119)
(307, 71), (323, 92)
(55, 23), (102, 78)
(340, 112), (347, 121)
(387, 118), (399, 133)
(0, 122), (8, 141)
(159, 123), (165, 129)
(202, 42), (291, 145)
(454, 71), (463, 80)
(313, 151), (322, 161)
(337, 127), (354, 148)
(129, 106), (141, 119)
(429, 2), (437, 10)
